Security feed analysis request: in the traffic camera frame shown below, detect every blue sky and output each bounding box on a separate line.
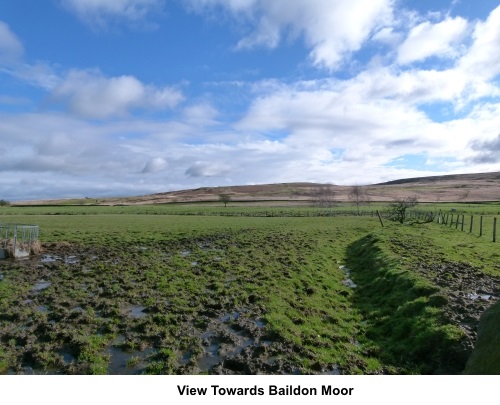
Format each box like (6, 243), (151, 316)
(1, 0), (500, 200)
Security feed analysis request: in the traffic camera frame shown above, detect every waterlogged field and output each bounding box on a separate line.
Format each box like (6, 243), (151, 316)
(0, 205), (499, 375)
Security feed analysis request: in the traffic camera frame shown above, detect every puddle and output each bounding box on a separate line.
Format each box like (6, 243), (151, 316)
(219, 312), (240, 322)
(107, 346), (155, 375)
(65, 256), (79, 264)
(254, 319), (265, 328)
(200, 330), (214, 340)
(126, 305), (147, 319)
(224, 338), (254, 357)
(60, 351), (76, 365)
(198, 352), (221, 371)
(7, 366), (60, 375)
(179, 351), (192, 366)
(32, 281), (51, 291)
(321, 365), (341, 375)
(70, 306), (84, 314)
(340, 266), (357, 288)
(342, 279), (357, 288)
(467, 293), (492, 301)
(41, 255), (59, 263)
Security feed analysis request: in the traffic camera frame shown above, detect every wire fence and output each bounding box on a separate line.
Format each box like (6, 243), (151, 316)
(0, 224), (40, 259)
(407, 210), (498, 242)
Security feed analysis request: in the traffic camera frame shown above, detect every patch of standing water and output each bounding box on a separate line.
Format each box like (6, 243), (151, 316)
(198, 341), (222, 372)
(32, 281), (51, 291)
(65, 255), (79, 264)
(218, 312), (240, 322)
(126, 305), (147, 318)
(321, 365), (341, 375)
(107, 346), (155, 375)
(254, 319), (265, 328)
(41, 255), (59, 263)
(467, 293), (492, 301)
(339, 266), (357, 289)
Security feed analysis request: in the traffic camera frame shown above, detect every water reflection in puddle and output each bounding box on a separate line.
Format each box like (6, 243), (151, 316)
(32, 281), (51, 291)
(41, 255), (59, 263)
(126, 305), (147, 318)
(107, 346), (155, 375)
(218, 312), (240, 322)
(467, 293), (492, 301)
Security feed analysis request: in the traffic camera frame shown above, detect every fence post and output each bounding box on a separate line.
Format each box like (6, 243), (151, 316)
(456, 215), (459, 229)
(450, 214), (453, 227)
(480, 216), (483, 237)
(376, 210), (384, 227)
(494, 218), (497, 243)
(470, 215), (473, 234)
(461, 214), (465, 231)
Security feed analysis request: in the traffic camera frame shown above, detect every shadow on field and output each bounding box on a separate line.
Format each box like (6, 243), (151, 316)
(346, 234), (469, 374)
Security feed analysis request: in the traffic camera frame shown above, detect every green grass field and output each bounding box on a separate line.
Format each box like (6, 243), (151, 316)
(0, 203), (499, 375)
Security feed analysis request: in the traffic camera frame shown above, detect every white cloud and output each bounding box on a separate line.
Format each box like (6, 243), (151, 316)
(142, 157), (168, 173)
(372, 27), (401, 46)
(51, 69), (184, 118)
(61, 0), (164, 28)
(182, 102), (219, 126)
(185, 161), (232, 177)
(0, 21), (24, 63)
(187, 0), (394, 70)
(397, 17), (468, 64)
(458, 5), (500, 80)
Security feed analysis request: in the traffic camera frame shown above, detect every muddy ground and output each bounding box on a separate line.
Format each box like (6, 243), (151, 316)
(0, 242), (341, 375)
(1, 239), (498, 375)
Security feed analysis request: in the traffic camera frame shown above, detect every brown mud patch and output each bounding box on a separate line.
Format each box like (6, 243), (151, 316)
(0, 242), (325, 375)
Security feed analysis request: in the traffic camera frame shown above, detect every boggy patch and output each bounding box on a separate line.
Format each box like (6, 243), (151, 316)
(413, 262), (500, 348)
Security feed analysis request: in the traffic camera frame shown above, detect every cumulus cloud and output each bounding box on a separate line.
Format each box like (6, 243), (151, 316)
(60, 0), (164, 28)
(187, 0), (394, 70)
(458, 5), (500, 80)
(185, 161), (231, 177)
(397, 17), (468, 64)
(51, 69), (184, 118)
(0, 21), (24, 63)
(142, 157), (168, 173)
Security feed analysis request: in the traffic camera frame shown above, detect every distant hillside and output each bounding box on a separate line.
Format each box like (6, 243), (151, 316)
(12, 171), (500, 206)
(376, 171), (500, 185)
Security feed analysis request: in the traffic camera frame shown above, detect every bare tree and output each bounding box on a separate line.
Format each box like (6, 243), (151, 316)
(218, 193), (231, 207)
(348, 185), (371, 215)
(312, 185), (337, 208)
(389, 196), (419, 224)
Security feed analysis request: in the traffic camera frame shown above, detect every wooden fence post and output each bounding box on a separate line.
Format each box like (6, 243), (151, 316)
(450, 214), (454, 227)
(461, 214), (465, 231)
(494, 218), (497, 243)
(480, 216), (483, 237)
(456, 215), (459, 229)
(470, 215), (473, 234)
(376, 210), (384, 228)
